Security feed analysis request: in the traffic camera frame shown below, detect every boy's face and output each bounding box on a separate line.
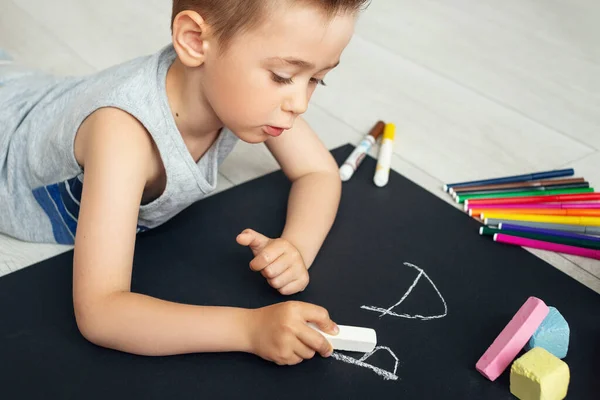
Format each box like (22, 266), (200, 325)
(201, 4), (356, 143)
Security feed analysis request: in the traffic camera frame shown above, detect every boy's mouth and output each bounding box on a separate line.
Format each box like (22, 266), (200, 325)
(263, 126), (287, 137)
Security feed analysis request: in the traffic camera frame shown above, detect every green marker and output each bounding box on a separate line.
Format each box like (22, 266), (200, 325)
(479, 226), (600, 250)
(456, 187), (594, 204)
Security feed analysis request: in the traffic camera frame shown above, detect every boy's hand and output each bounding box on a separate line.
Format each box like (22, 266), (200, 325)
(236, 229), (309, 295)
(248, 301), (339, 365)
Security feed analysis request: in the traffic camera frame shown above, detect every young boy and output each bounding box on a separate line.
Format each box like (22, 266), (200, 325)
(0, 0), (368, 365)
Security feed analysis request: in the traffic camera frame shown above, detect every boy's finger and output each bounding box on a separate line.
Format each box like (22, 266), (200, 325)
(294, 342), (316, 360)
(297, 325), (333, 358)
(302, 305), (339, 336)
(236, 229), (271, 254)
(287, 355), (303, 366)
(267, 267), (296, 289)
(249, 241), (287, 272)
(279, 279), (307, 296)
(261, 254), (292, 279)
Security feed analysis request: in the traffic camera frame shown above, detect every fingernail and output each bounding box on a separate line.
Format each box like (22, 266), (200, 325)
(333, 324), (340, 334)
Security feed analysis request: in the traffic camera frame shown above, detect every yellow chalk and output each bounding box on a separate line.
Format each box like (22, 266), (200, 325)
(510, 347), (570, 400)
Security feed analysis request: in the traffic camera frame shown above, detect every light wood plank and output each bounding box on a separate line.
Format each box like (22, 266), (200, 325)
(10, 0), (172, 70)
(0, 234), (71, 278)
(560, 151), (600, 195)
(436, 0), (600, 64)
(557, 151), (600, 279)
(311, 35), (593, 185)
(0, 0), (93, 75)
(525, 248), (600, 294)
(354, 0), (600, 149)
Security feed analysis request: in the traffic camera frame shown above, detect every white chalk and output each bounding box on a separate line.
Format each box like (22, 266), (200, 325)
(308, 323), (377, 353)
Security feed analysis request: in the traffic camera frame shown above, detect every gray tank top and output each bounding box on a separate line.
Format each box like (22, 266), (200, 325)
(0, 45), (238, 244)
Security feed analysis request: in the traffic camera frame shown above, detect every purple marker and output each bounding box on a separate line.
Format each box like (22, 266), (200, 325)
(499, 223), (600, 242)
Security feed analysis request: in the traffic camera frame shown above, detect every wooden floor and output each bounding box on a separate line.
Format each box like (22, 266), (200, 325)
(1, 0), (599, 293)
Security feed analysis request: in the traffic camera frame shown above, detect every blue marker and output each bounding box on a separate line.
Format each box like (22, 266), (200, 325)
(444, 168), (575, 193)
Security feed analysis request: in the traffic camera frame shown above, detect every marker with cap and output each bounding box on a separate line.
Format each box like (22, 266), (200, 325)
(484, 219), (600, 235)
(340, 121), (385, 181)
(374, 123), (396, 187)
(443, 168), (575, 192)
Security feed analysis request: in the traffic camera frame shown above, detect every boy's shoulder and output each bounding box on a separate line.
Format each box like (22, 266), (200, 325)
(75, 106), (157, 170)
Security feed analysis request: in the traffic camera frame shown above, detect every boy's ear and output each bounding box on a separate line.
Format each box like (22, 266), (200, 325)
(172, 11), (212, 68)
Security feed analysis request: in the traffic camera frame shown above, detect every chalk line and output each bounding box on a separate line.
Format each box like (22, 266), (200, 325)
(361, 262), (448, 320)
(331, 346), (399, 381)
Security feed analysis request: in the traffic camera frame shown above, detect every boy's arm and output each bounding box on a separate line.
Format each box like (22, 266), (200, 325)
(264, 117), (342, 268)
(72, 108), (252, 356)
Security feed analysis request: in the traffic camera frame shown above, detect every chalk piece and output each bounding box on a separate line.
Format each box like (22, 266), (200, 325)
(308, 323), (377, 353)
(476, 296), (549, 381)
(525, 307), (569, 359)
(510, 347), (570, 400)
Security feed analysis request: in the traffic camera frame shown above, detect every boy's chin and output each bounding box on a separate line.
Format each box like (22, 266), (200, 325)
(232, 128), (273, 144)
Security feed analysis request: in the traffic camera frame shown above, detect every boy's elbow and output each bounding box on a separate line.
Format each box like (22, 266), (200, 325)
(325, 155), (342, 185)
(324, 166), (342, 191)
(74, 304), (105, 345)
(73, 296), (117, 348)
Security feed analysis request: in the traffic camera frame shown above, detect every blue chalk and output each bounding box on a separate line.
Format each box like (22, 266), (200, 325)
(525, 306), (569, 359)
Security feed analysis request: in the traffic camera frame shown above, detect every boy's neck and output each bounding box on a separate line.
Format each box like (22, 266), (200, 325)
(165, 57), (223, 143)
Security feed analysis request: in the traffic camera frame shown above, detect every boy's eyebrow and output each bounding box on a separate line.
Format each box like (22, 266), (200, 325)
(266, 57), (340, 71)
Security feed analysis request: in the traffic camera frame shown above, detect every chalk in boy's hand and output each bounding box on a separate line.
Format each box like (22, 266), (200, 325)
(248, 301), (339, 365)
(237, 229), (309, 295)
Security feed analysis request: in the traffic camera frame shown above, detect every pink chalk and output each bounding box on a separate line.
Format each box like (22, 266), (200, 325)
(476, 296), (549, 381)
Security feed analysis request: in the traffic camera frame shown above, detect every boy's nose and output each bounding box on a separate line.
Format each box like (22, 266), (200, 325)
(282, 87), (309, 116)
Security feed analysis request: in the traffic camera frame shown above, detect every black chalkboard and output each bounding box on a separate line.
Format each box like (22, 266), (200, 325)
(0, 145), (598, 399)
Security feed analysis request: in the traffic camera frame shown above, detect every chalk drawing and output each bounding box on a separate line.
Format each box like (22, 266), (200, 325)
(361, 262), (448, 320)
(331, 346), (399, 381)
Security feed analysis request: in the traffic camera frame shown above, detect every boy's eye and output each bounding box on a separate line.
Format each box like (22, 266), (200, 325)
(271, 73), (294, 85)
(271, 73), (326, 87)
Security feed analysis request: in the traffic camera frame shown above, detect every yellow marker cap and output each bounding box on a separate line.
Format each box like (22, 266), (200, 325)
(383, 123), (396, 141)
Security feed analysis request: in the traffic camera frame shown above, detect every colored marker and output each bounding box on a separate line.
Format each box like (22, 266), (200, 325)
(483, 213), (600, 227)
(499, 223), (600, 242)
(465, 193), (600, 208)
(473, 208), (600, 218)
(464, 202), (600, 211)
(374, 123), (396, 187)
(480, 227), (600, 250)
(485, 220), (600, 235)
(450, 177), (585, 194)
(456, 187), (593, 204)
(340, 121), (385, 181)
(443, 168), (574, 192)
(493, 233), (600, 260)
(559, 202), (600, 209)
(453, 182), (589, 198)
